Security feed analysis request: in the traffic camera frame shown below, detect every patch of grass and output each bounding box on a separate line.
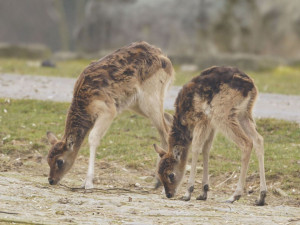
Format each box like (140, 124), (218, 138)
(1, 99), (299, 194)
(0, 99), (69, 155)
(1, 58), (300, 95)
(0, 58), (90, 78)
(173, 65), (200, 87)
(175, 65), (300, 95)
(0, 98), (160, 168)
(209, 118), (300, 193)
(256, 119), (300, 190)
(91, 113), (160, 168)
(249, 66), (300, 95)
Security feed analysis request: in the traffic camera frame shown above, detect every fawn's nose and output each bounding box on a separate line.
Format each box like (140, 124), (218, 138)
(166, 193), (173, 198)
(48, 178), (54, 185)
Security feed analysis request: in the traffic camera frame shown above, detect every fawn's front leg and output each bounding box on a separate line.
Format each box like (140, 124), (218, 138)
(83, 109), (116, 189)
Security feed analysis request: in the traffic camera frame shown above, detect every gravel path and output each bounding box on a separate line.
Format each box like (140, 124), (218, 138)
(1, 73), (300, 123)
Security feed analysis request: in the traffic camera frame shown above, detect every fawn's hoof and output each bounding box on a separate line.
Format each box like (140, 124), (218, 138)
(181, 196), (191, 201)
(154, 179), (162, 189)
(196, 195), (207, 201)
(255, 191), (267, 206)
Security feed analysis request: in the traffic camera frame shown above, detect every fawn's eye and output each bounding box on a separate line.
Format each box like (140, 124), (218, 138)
(168, 173), (175, 182)
(57, 159), (64, 169)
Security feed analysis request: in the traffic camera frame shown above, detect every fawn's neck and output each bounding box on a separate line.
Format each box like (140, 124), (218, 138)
(169, 116), (192, 163)
(63, 101), (93, 151)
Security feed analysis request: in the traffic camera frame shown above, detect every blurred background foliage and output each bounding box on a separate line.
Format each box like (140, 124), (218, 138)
(1, 0), (300, 70)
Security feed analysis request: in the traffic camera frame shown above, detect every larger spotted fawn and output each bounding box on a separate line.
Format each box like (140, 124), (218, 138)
(47, 41), (174, 189)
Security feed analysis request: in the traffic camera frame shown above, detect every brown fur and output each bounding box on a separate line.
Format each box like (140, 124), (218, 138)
(155, 66), (267, 205)
(47, 41), (174, 186)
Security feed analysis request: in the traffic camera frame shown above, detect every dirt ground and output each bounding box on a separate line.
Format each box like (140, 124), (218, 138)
(0, 153), (299, 225)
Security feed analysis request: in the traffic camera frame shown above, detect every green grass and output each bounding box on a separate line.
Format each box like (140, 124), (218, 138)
(0, 99), (69, 155)
(250, 66), (300, 95)
(0, 58), (300, 95)
(0, 99), (160, 168)
(175, 65), (300, 95)
(210, 119), (300, 192)
(0, 99), (299, 192)
(0, 58), (90, 78)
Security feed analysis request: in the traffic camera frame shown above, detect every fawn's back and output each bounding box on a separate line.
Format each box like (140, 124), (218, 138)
(174, 66), (257, 130)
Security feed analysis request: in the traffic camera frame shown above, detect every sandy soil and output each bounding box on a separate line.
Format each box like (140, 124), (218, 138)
(0, 73), (300, 224)
(0, 154), (299, 225)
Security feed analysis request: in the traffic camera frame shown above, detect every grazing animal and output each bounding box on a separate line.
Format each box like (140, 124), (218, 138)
(154, 66), (267, 206)
(47, 41), (174, 189)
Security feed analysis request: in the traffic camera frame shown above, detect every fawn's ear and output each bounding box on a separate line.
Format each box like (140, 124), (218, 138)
(66, 136), (74, 151)
(164, 112), (174, 127)
(153, 144), (167, 158)
(173, 145), (182, 161)
(47, 132), (58, 145)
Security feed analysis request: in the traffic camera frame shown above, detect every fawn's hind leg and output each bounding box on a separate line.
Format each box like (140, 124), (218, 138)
(239, 114), (267, 205)
(219, 119), (253, 203)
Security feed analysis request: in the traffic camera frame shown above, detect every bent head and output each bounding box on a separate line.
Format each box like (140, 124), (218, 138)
(46, 132), (75, 185)
(154, 144), (185, 198)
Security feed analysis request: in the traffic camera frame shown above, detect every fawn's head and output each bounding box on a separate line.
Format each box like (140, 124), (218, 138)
(154, 144), (186, 198)
(46, 132), (76, 185)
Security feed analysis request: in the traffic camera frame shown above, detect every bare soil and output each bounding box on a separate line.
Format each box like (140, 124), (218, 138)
(0, 153), (299, 225)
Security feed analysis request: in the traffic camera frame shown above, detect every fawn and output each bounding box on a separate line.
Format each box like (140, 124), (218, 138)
(154, 66), (267, 205)
(47, 41), (174, 189)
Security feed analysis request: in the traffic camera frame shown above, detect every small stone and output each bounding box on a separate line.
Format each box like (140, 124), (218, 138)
(41, 60), (56, 68)
(99, 161), (110, 169)
(58, 198), (70, 204)
(0, 154), (10, 162)
(55, 211), (65, 215)
(13, 160), (23, 167)
(272, 187), (288, 197)
(186, 165), (203, 172)
(129, 209), (138, 214)
(35, 155), (43, 163)
(139, 176), (154, 183)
